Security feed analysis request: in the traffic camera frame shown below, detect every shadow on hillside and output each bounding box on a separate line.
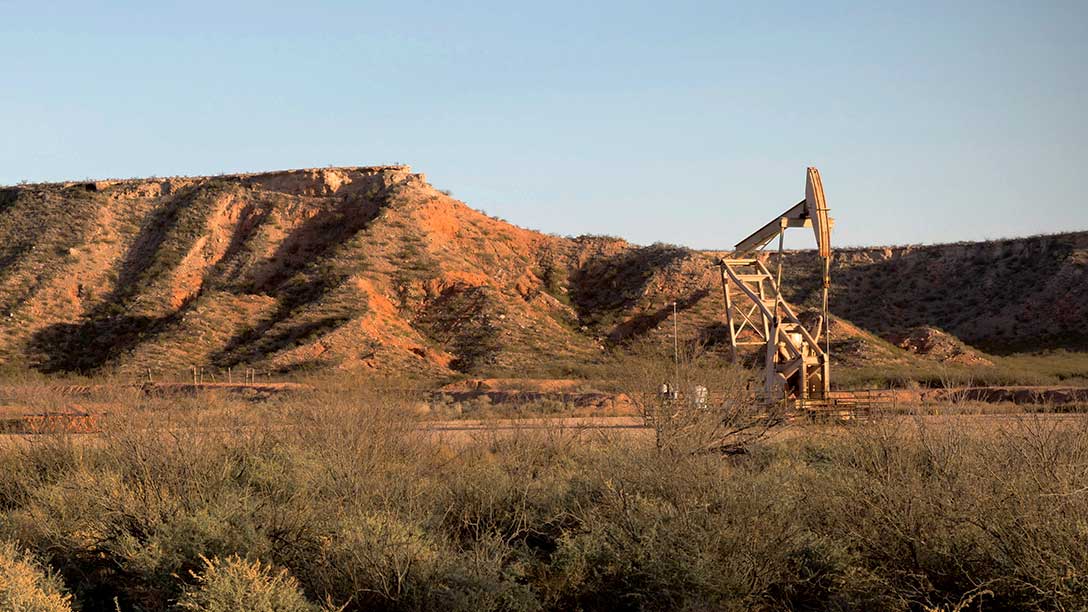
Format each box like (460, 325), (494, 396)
(25, 186), (224, 373)
(248, 194), (383, 292)
(112, 185), (208, 302)
(782, 237), (1086, 353)
(28, 190), (387, 374)
(209, 194), (386, 368)
(414, 284), (501, 373)
(607, 288), (711, 344)
(568, 244), (692, 328)
(28, 313), (177, 373)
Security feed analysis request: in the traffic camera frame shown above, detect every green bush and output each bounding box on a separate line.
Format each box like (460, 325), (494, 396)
(176, 555), (319, 612)
(300, 510), (440, 608)
(0, 540), (73, 612)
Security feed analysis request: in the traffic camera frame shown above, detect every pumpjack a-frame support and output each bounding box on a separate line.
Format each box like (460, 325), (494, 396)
(719, 257), (829, 402)
(719, 167), (833, 404)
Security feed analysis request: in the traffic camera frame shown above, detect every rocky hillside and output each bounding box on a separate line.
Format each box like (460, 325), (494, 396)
(779, 233), (1088, 353)
(0, 167), (591, 377)
(0, 166), (1083, 380)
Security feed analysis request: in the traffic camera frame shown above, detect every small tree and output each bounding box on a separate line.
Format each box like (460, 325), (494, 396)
(614, 341), (783, 454)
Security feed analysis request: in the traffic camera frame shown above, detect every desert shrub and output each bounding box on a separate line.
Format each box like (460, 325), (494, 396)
(176, 555), (319, 612)
(542, 447), (865, 611)
(788, 423), (986, 610)
(421, 536), (540, 612)
(0, 540), (73, 612)
(434, 435), (590, 554)
(0, 402), (385, 610)
(294, 427), (557, 612)
(0, 384), (1086, 611)
(0, 435), (87, 512)
(3, 449), (283, 610)
(299, 509), (440, 608)
(789, 417), (1088, 611)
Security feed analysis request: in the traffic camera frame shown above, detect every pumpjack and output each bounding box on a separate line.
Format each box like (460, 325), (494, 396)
(719, 168), (833, 404)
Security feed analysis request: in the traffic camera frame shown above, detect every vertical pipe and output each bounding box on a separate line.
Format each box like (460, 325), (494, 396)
(774, 225), (785, 324)
(673, 301), (679, 389)
(823, 258), (831, 357)
(823, 256), (832, 396)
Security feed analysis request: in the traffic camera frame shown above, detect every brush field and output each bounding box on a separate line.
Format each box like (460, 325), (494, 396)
(0, 376), (1086, 612)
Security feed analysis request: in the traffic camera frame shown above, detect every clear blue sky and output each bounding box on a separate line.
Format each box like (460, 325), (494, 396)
(2, 1), (1085, 249)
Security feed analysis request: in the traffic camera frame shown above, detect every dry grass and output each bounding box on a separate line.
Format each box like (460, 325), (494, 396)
(0, 380), (1084, 611)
